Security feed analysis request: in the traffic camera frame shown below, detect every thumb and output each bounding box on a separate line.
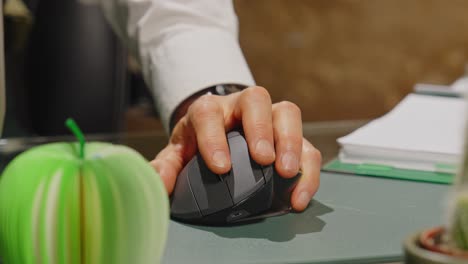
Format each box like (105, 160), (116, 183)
(151, 117), (198, 194)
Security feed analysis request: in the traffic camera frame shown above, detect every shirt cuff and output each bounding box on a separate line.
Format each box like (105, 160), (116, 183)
(148, 28), (255, 133)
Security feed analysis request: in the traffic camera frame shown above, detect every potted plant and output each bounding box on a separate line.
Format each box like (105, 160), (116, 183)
(404, 127), (468, 263)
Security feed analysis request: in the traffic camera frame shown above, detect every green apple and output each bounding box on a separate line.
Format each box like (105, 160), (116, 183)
(0, 119), (169, 264)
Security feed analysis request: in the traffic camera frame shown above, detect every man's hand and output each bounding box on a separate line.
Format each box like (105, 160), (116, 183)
(150, 86), (321, 211)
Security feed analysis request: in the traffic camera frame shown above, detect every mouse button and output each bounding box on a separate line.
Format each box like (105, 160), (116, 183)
(262, 164), (274, 183)
(189, 154), (234, 216)
(226, 135), (265, 204)
(170, 165), (202, 219)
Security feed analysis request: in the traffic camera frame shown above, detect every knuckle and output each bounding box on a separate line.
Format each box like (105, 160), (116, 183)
(277, 101), (301, 115)
(252, 121), (271, 134)
(294, 136), (305, 148)
(279, 135), (303, 152)
(314, 149), (323, 164)
(203, 140), (224, 152)
(305, 145), (322, 164)
(188, 95), (221, 118)
(243, 86), (271, 102)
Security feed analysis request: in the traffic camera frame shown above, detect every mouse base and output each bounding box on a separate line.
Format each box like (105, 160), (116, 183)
(171, 177), (274, 226)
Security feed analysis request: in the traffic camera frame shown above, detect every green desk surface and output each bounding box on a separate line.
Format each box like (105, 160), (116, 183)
(0, 122), (448, 264)
(163, 171), (449, 264)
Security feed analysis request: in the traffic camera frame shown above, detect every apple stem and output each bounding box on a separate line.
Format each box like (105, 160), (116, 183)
(65, 118), (85, 159)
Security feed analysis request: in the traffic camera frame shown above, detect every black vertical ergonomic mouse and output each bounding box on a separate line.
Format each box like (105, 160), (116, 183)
(170, 130), (301, 225)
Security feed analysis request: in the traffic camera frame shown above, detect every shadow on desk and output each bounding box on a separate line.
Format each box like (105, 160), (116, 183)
(188, 200), (333, 242)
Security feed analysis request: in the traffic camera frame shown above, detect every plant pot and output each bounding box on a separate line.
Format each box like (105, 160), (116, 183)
(404, 227), (468, 264)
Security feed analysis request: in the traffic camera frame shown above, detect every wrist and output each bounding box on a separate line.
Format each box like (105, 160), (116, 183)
(169, 84), (246, 132)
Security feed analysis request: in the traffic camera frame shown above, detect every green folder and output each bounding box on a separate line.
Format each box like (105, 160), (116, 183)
(322, 158), (454, 184)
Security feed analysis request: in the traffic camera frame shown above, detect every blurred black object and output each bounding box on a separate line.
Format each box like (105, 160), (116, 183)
(5, 0), (129, 136)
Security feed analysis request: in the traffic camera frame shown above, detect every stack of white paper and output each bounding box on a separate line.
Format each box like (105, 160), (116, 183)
(338, 94), (467, 173)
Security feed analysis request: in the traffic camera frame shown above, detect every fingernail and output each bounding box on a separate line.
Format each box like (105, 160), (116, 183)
(212, 150), (229, 169)
(281, 151), (299, 173)
(255, 139), (275, 158)
(298, 191), (311, 208)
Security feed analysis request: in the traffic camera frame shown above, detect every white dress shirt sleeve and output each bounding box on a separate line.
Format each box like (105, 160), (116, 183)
(97, 0), (256, 132)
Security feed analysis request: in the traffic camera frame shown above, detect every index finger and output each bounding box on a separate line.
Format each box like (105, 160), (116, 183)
(187, 94), (231, 174)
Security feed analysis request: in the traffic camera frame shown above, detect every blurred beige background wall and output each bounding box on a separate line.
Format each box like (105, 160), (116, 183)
(234, 0), (468, 121)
